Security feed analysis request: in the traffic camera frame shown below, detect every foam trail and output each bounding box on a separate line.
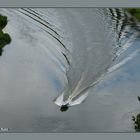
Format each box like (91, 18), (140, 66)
(54, 91), (89, 106)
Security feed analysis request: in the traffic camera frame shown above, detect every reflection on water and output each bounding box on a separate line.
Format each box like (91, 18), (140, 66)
(0, 8), (140, 132)
(132, 97), (140, 132)
(0, 14), (11, 55)
(127, 9), (140, 22)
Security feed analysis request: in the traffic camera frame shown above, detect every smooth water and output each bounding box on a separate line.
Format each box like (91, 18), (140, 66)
(0, 8), (140, 132)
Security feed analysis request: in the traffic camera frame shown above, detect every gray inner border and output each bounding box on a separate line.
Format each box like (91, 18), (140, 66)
(0, 0), (140, 7)
(0, 0), (140, 139)
(0, 133), (140, 139)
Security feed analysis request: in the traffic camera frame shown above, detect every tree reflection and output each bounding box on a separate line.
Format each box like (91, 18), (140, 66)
(132, 97), (140, 132)
(126, 9), (140, 22)
(0, 14), (11, 56)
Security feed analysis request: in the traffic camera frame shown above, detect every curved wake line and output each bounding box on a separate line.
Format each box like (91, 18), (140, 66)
(116, 32), (139, 57)
(108, 30), (140, 73)
(108, 49), (140, 73)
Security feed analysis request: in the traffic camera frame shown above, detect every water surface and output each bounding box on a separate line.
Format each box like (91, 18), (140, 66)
(0, 8), (140, 132)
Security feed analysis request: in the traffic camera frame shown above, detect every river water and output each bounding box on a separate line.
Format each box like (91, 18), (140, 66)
(0, 8), (140, 132)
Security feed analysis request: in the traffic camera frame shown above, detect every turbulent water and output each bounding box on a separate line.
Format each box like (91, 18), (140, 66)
(0, 8), (140, 132)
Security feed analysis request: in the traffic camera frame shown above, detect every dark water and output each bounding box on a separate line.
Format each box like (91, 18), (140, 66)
(0, 8), (140, 132)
